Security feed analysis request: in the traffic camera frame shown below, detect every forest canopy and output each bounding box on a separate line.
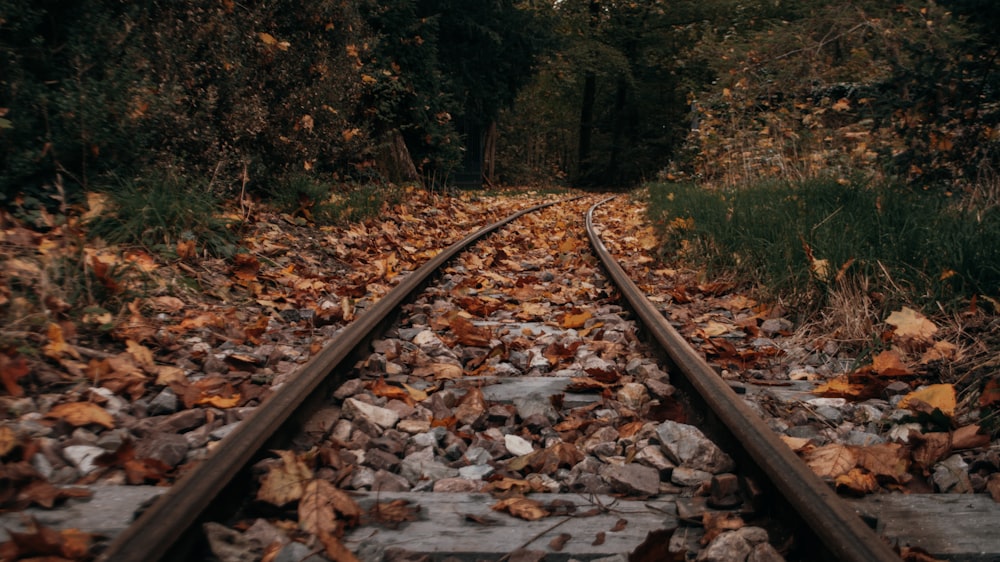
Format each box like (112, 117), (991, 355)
(1, 0), (998, 197)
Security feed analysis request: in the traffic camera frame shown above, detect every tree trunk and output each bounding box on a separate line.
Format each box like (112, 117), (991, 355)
(483, 120), (497, 187)
(576, 0), (601, 185)
(376, 129), (419, 184)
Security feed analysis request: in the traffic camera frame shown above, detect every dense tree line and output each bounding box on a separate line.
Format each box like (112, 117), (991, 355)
(2, 0), (998, 200)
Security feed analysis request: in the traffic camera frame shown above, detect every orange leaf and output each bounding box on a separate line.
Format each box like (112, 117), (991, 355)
(46, 402), (114, 429)
(491, 497), (550, 521)
(900, 384), (956, 417)
(195, 394), (242, 409)
(559, 309), (592, 330)
(0, 354), (29, 396)
(871, 350), (914, 377)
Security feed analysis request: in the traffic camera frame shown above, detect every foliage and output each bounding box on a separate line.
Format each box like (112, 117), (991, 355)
(647, 179), (1000, 312)
(674, 0), (1000, 197)
(87, 172), (238, 258)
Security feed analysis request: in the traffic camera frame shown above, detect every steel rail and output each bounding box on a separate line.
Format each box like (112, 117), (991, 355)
(585, 197), (900, 562)
(99, 197), (573, 562)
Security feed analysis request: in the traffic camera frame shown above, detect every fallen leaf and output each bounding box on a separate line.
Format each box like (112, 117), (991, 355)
(980, 378), (1000, 408)
(952, 425), (989, 450)
(559, 309), (592, 329)
(854, 443), (910, 483)
(804, 443), (857, 479)
(45, 402), (114, 429)
(449, 316), (493, 347)
(258, 450), (313, 506)
(592, 532), (606, 545)
(455, 387), (487, 425)
(491, 497), (550, 521)
(919, 340), (958, 364)
(369, 499), (420, 528)
(299, 479), (359, 537)
(610, 518), (628, 532)
(834, 468), (879, 496)
(871, 350), (914, 377)
(0, 354), (30, 396)
(701, 511), (744, 544)
(43, 322), (80, 360)
(317, 533), (360, 562)
(549, 533), (571, 551)
(886, 307), (937, 342)
(900, 384), (956, 417)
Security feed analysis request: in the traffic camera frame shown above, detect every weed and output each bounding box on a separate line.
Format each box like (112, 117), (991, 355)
(647, 178), (1000, 312)
(87, 171), (238, 257)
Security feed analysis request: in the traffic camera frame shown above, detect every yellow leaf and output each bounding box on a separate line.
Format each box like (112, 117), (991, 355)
(900, 384), (956, 417)
(342, 128), (360, 142)
(832, 98), (851, 111)
(403, 382), (428, 402)
(361, 74), (377, 85)
(44, 323), (80, 360)
(560, 309), (592, 329)
(258, 32), (278, 46)
(886, 307), (938, 342)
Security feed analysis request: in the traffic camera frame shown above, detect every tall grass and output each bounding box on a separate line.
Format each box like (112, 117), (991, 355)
(647, 178), (1000, 313)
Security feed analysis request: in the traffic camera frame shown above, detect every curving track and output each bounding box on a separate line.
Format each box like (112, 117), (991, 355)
(98, 196), (899, 562)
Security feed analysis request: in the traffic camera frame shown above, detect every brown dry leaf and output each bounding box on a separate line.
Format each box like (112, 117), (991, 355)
(549, 533), (571, 551)
(126, 339), (156, 370)
(114, 299), (157, 342)
(455, 386), (487, 425)
(835, 468), (879, 496)
(450, 315), (493, 347)
(258, 450), (313, 506)
(6, 520), (94, 560)
(592, 531), (606, 546)
(780, 435), (813, 452)
(871, 350), (914, 377)
(987, 473), (1000, 503)
(402, 383), (428, 402)
(232, 253), (261, 281)
(43, 322), (80, 360)
(912, 432), (951, 469)
(919, 340), (958, 364)
(485, 477), (533, 495)
(952, 425), (989, 450)
(45, 402), (114, 429)
(696, 321), (735, 339)
(854, 443), (909, 483)
(701, 511), (744, 545)
(0, 354), (30, 396)
(153, 365), (186, 386)
(610, 518), (628, 532)
(804, 443), (857, 479)
(0, 425), (18, 456)
(980, 378), (1000, 408)
(812, 374), (881, 400)
(900, 384), (956, 417)
(886, 307), (938, 342)
(491, 497), (550, 521)
(369, 499), (420, 528)
(300, 480), (347, 537)
(369, 378), (413, 405)
(317, 533), (360, 562)
(17, 479), (91, 509)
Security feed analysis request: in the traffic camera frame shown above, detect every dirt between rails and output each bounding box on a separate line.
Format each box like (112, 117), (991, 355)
(0, 188), (997, 561)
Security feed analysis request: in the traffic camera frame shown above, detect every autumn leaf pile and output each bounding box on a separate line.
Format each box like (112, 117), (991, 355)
(0, 188), (554, 558)
(596, 194), (1000, 502)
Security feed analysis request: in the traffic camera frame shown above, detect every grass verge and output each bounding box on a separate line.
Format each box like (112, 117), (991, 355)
(646, 178), (1000, 317)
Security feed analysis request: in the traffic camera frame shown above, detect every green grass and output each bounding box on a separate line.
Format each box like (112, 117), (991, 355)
(646, 178), (1000, 313)
(88, 172), (239, 257)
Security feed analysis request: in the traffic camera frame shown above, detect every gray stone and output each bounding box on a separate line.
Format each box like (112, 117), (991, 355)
(760, 318), (793, 335)
(344, 397), (399, 430)
(459, 464), (495, 480)
(671, 466), (712, 487)
(274, 541), (328, 562)
(400, 449), (459, 485)
(635, 444), (676, 474)
(463, 446), (493, 465)
(433, 478), (483, 493)
(601, 463), (661, 496)
(351, 466), (377, 490)
(504, 434), (534, 456)
(813, 405), (843, 424)
(699, 531), (753, 562)
(656, 420), (735, 474)
(513, 395), (559, 424)
(735, 526), (770, 545)
(61, 445), (104, 475)
(411, 427), (447, 448)
(748, 542), (786, 562)
(210, 421), (242, 441)
(136, 432), (189, 467)
(645, 378), (675, 398)
(333, 378), (366, 400)
(147, 388), (179, 416)
(397, 419), (431, 434)
(373, 469), (411, 492)
(204, 521), (257, 562)
(616, 383), (649, 411)
(843, 430), (885, 447)
(933, 454), (972, 493)
(150, 408), (206, 434)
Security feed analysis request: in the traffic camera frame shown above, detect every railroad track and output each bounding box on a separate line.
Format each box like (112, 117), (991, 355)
(95, 195), (899, 562)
